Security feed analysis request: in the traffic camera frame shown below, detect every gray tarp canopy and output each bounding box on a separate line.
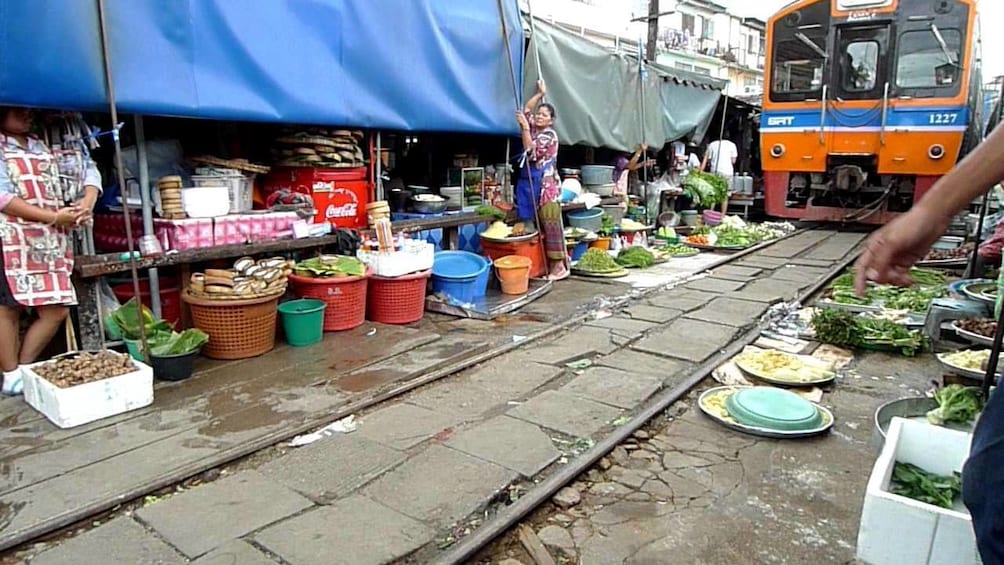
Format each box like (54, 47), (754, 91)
(522, 18), (725, 152)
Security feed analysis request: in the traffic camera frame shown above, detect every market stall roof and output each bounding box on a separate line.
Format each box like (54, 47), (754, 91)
(522, 17), (724, 152)
(0, 0), (523, 135)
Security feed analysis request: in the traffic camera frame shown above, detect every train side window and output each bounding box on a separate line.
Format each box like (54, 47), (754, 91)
(896, 29), (962, 89)
(843, 41), (879, 92)
(771, 39), (826, 99)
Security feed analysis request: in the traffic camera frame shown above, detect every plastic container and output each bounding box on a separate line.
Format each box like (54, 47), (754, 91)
(439, 186), (463, 210)
(112, 279), (182, 327)
(183, 293), (278, 360)
(586, 184), (616, 197)
(602, 205), (625, 225)
(589, 237), (611, 251)
(288, 273), (367, 332)
(278, 299), (326, 347)
(149, 349), (201, 381)
(566, 208), (604, 232)
(124, 339), (143, 362)
(567, 240), (589, 262)
(480, 235), (547, 279)
(703, 210), (723, 226)
(182, 184), (230, 218)
(495, 255), (532, 295)
(680, 210), (700, 227)
(22, 354), (153, 429)
(367, 270), (431, 324)
(431, 251), (490, 303)
(192, 171), (253, 213)
(581, 165), (615, 186)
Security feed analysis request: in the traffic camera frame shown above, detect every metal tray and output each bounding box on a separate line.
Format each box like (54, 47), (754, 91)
(734, 355), (836, 387)
(936, 352), (999, 382)
(951, 322), (994, 347)
(480, 232), (539, 244)
(872, 396), (975, 447)
(961, 282), (997, 305)
(697, 386), (834, 439)
(917, 257), (970, 269)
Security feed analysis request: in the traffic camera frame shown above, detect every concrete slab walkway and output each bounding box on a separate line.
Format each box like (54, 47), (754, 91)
(11, 229), (868, 563)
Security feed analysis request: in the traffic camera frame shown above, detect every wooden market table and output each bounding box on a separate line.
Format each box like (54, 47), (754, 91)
(73, 212), (494, 349)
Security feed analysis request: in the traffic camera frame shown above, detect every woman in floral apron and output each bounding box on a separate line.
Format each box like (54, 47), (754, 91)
(515, 80), (569, 280)
(0, 107), (99, 396)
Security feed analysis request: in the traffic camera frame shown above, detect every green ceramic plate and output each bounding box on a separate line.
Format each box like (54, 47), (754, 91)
(725, 387), (823, 431)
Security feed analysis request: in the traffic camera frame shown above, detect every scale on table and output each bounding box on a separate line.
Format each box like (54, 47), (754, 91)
(924, 297), (991, 342)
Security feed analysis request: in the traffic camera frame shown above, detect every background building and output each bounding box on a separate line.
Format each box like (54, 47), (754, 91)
(523, 0), (766, 96)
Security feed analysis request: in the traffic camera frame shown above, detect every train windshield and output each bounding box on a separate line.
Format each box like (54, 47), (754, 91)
(896, 28), (962, 89)
(772, 37), (826, 97)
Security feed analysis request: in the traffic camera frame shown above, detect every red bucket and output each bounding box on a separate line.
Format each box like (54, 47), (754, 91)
(367, 270), (430, 325)
(289, 273), (367, 331)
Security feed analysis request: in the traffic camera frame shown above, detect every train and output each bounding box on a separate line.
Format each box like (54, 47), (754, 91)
(760, 0), (983, 224)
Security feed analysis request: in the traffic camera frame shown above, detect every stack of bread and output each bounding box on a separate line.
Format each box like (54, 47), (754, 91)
(157, 176), (185, 219)
(189, 256), (292, 300)
(272, 128), (366, 168)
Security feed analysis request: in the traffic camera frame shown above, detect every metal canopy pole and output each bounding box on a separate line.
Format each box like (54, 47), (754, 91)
(375, 131), (383, 201)
(134, 116), (161, 319)
(97, 0), (149, 357)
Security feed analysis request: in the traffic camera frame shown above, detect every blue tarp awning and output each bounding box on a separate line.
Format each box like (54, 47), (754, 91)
(0, 0), (524, 134)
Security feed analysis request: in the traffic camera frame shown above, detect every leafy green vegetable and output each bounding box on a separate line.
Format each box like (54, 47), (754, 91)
(474, 205), (507, 220)
(811, 308), (925, 356)
(891, 462), (962, 509)
(684, 170), (729, 208)
(598, 213), (616, 236)
(827, 268), (946, 312)
(927, 385), (983, 426)
(111, 298), (160, 340)
(295, 256), (365, 278)
(148, 329), (210, 356)
(616, 247), (655, 268)
(576, 248), (620, 272)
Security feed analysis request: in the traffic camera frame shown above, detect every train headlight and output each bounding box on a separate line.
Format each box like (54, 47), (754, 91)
(928, 144), (945, 160)
(770, 144), (785, 158)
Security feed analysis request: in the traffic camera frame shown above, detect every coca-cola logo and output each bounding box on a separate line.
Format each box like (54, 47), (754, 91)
(325, 188), (359, 219)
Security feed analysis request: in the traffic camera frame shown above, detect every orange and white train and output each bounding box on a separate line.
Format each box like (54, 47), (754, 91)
(761, 0), (983, 224)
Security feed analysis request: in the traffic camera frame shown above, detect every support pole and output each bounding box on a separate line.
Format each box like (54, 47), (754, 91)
(97, 0), (149, 358)
(376, 131), (384, 201)
(134, 116), (162, 319)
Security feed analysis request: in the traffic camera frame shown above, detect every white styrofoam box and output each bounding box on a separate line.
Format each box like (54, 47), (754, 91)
(22, 356), (154, 429)
(358, 242), (434, 278)
(857, 417), (980, 565)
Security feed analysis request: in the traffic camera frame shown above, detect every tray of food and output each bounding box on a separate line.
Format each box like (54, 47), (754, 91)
(733, 349), (836, 387)
(952, 318), (996, 347)
(936, 349), (1000, 381)
(698, 386), (834, 439)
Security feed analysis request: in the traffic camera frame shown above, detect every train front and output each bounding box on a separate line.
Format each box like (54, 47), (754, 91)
(760, 0), (979, 224)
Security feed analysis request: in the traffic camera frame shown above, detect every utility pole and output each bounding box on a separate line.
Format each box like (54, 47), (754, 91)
(646, 0), (660, 61)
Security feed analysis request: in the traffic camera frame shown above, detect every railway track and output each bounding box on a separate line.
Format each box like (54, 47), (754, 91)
(5, 226), (878, 564)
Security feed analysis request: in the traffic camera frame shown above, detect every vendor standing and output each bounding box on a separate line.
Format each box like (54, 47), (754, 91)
(515, 80), (568, 280)
(613, 143), (655, 205)
(0, 107), (97, 395)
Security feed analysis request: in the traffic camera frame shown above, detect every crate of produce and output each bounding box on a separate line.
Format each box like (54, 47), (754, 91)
(857, 417), (979, 565)
(22, 351), (154, 429)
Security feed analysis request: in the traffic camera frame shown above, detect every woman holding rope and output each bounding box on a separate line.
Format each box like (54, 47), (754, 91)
(515, 80), (569, 281)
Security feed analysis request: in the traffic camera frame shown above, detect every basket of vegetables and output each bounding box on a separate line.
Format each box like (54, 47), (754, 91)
(571, 248), (628, 278)
(289, 255), (368, 332)
(110, 299), (209, 381)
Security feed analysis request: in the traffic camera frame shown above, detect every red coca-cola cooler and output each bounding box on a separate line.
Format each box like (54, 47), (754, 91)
(262, 167), (371, 229)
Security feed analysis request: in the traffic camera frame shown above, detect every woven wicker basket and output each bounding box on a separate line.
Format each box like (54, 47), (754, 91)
(182, 291), (278, 360)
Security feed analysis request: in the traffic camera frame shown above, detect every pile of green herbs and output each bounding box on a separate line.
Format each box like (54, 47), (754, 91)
(576, 248), (620, 272)
(474, 205), (507, 220)
(891, 462), (962, 509)
(616, 247), (656, 268)
(111, 299), (209, 356)
(683, 170), (729, 208)
(827, 269), (947, 312)
(811, 308), (925, 356)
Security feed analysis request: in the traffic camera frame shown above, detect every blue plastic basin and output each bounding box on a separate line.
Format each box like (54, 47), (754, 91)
(567, 208), (604, 232)
(431, 251), (491, 303)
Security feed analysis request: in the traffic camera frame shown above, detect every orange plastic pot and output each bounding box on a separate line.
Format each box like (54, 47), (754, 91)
(589, 237), (611, 251)
(495, 255), (532, 295)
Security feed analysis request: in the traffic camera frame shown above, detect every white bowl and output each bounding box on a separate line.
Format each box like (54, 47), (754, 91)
(181, 185), (230, 218)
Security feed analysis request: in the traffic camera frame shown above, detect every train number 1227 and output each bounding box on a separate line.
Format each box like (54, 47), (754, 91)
(929, 113), (959, 125)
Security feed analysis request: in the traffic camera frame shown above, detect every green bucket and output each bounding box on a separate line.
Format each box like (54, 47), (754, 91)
(278, 299), (326, 347)
(124, 339), (144, 361)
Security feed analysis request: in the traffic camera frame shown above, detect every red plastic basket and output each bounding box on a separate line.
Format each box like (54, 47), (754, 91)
(367, 270), (430, 325)
(289, 273), (367, 331)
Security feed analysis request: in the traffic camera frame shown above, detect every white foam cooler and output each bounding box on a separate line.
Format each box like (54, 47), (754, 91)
(857, 417), (980, 565)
